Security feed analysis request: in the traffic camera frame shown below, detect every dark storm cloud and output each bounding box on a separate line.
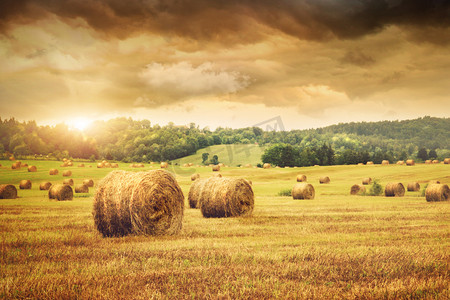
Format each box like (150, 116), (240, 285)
(1, 0), (449, 42)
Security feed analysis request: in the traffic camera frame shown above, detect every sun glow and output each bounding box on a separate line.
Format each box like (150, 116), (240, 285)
(70, 117), (91, 131)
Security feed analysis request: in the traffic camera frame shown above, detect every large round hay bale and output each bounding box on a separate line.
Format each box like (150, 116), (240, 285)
(385, 182), (405, 197)
(245, 164), (252, 168)
(212, 165), (220, 172)
(296, 174), (307, 182)
(62, 170), (72, 177)
(432, 160), (439, 164)
(93, 170), (184, 237)
(362, 178), (372, 185)
(263, 163), (271, 169)
(397, 160), (404, 165)
(63, 158), (67, 162)
(292, 183), (315, 199)
(188, 163), (194, 167)
(63, 178), (74, 186)
(111, 163), (119, 168)
(104, 162), (111, 168)
(160, 162), (169, 169)
(19, 180), (32, 189)
(350, 184), (366, 195)
(67, 162), (73, 167)
(425, 184), (449, 202)
(78, 163), (85, 167)
(11, 162), (21, 169)
(74, 184), (89, 193)
(319, 176), (330, 184)
(9, 156), (15, 161)
(97, 163), (104, 168)
(381, 160), (389, 165)
(188, 179), (206, 208)
(366, 161), (374, 165)
(357, 163), (364, 166)
(49, 169), (59, 175)
(83, 179), (94, 187)
(407, 182), (420, 192)
(49, 184), (73, 201)
(443, 158), (450, 164)
(0, 184), (17, 199)
(197, 177), (254, 218)
(191, 173), (200, 181)
(60, 162), (68, 167)
(39, 182), (52, 190)
(27, 165), (37, 172)
(22, 163), (28, 167)
(425, 160), (432, 164)
(406, 159), (415, 166)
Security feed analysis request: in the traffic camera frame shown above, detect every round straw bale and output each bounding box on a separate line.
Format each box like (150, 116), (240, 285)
(19, 180), (32, 189)
(60, 162), (68, 167)
(67, 162), (73, 166)
(74, 184), (89, 193)
(22, 163), (28, 167)
(425, 184), (449, 202)
(444, 158), (450, 164)
(39, 182), (52, 190)
(11, 162), (21, 169)
(63, 158), (67, 162)
(218, 163), (225, 167)
(102, 160), (107, 164)
(83, 179), (94, 187)
(432, 160), (439, 164)
(198, 177), (254, 218)
(366, 161), (374, 165)
(429, 180), (440, 184)
(292, 183), (315, 199)
(384, 182), (405, 197)
(62, 170), (72, 177)
(425, 160), (432, 164)
(406, 159), (415, 166)
(246, 179), (252, 185)
(319, 176), (330, 184)
(93, 170), (184, 237)
(382, 160), (389, 165)
(188, 179), (206, 208)
(111, 163), (119, 168)
(191, 173), (200, 181)
(0, 184), (17, 199)
(350, 184), (366, 195)
(212, 173), (222, 178)
(49, 169), (59, 175)
(160, 162), (168, 169)
(362, 178), (372, 185)
(78, 163), (85, 167)
(183, 163), (189, 167)
(263, 163), (271, 169)
(212, 165), (220, 172)
(97, 163), (104, 168)
(357, 163), (364, 166)
(187, 163), (193, 167)
(245, 164), (252, 168)
(27, 165), (37, 172)
(104, 162), (111, 168)
(9, 156), (15, 161)
(296, 174), (307, 182)
(397, 160), (404, 165)
(407, 182), (420, 192)
(63, 178), (74, 186)
(49, 184), (73, 201)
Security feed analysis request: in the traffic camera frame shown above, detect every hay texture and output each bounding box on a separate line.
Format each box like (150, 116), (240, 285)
(212, 173), (222, 178)
(111, 163), (119, 168)
(319, 176), (330, 184)
(429, 180), (440, 184)
(432, 160), (439, 164)
(292, 183), (315, 200)
(444, 158), (450, 164)
(63, 178), (74, 186)
(425, 184), (449, 202)
(11, 162), (21, 169)
(67, 162), (73, 166)
(27, 165), (37, 172)
(263, 163), (271, 169)
(39, 182), (52, 190)
(385, 182), (405, 197)
(245, 164), (252, 168)
(19, 180), (32, 189)
(160, 162), (168, 169)
(366, 161), (374, 165)
(93, 170), (184, 237)
(196, 177), (254, 218)
(83, 179), (94, 187)
(425, 160), (432, 164)
(397, 160), (405, 165)
(362, 178), (372, 185)
(75, 184), (89, 193)
(382, 160), (390, 165)
(97, 163), (104, 168)
(212, 165), (220, 172)
(49, 184), (73, 201)
(191, 173), (200, 181)
(49, 169), (59, 175)
(407, 182), (420, 192)
(0, 184), (17, 199)
(296, 174), (307, 182)
(188, 179), (206, 208)
(78, 164), (85, 167)
(350, 184), (366, 195)
(62, 170), (72, 177)
(406, 159), (415, 166)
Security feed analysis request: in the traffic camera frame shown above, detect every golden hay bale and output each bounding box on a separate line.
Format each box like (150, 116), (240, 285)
(78, 163), (85, 167)
(444, 158), (450, 164)
(292, 183), (315, 200)
(39, 182), (52, 190)
(74, 184), (89, 193)
(104, 162), (111, 168)
(49, 169), (59, 175)
(263, 163), (271, 169)
(425, 184), (449, 202)
(11, 162), (21, 169)
(218, 163), (225, 168)
(246, 179), (252, 185)
(432, 160), (439, 164)
(212, 173), (222, 178)
(384, 182), (405, 197)
(27, 165), (37, 172)
(319, 176), (330, 184)
(111, 163), (119, 168)
(350, 184), (366, 195)
(366, 161), (374, 165)
(191, 173), (200, 181)
(357, 163), (364, 166)
(9, 156), (15, 161)
(362, 178), (372, 185)
(188, 179), (206, 208)
(62, 170), (72, 177)
(102, 160), (107, 164)
(182, 163), (189, 167)
(19, 180), (32, 189)
(381, 160), (389, 165)
(0, 184), (17, 199)
(22, 163), (28, 167)
(196, 177), (254, 218)
(429, 180), (440, 184)
(296, 174), (307, 182)
(160, 162), (169, 169)
(67, 162), (73, 167)
(188, 163), (194, 167)
(245, 164), (252, 168)
(63, 178), (74, 186)
(406, 159), (415, 166)
(60, 162), (68, 167)
(83, 179), (94, 187)
(48, 184), (73, 201)
(425, 160), (432, 164)
(97, 163), (104, 168)
(63, 158), (67, 162)
(93, 170), (184, 237)
(397, 160), (405, 165)
(407, 182), (420, 192)
(212, 165), (220, 172)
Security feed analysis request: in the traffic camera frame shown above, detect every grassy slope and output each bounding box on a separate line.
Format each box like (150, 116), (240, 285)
(0, 160), (449, 298)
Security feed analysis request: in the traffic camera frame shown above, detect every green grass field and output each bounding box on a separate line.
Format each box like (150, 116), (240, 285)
(0, 160), (449, 299)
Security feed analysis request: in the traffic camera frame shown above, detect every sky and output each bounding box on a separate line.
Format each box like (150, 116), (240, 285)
(0, 0), (449, 130)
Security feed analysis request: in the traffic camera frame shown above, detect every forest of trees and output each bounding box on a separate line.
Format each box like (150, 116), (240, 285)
(0, 116), (449, 165)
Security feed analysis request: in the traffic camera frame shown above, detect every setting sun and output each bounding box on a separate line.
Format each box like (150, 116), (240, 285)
(70, 118), (91, 131)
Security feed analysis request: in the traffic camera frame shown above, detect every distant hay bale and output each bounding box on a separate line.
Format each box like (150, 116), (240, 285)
(350, 184), (366, 195)
(425, 160), (432, 164)
(188, 163), (194, 167)
(366, 161), (374, 165)
(212, 173), (222, 178)
(444, 158), (450, 164)
(212, 165), (220, 172)
(182, 163), (189, 167)
(67, 162), (73, 166)
(406, 159), (415, 166)
(63, 178), (74, 186)
(63, 158), (67, 162)
(27, 165), (37, 172)
(102, 160), (107, 164)
(191, 173), (200, 181)
(397, 161), (404, 165)
(407, 182), (420, 192)
(245, 164), (252, 168)
(0, 184), (17, 199)
(39, 182), (52, 190)
(74, 184), (89, 193)
(49, 169), (59, 175)
(104, 163), (111, 168)
(60, 162), (68, 167)
(319, 176), (330, 184)
(357, 163), (364, 166)
(263, 163), (271, 169)
(160, 162), (168, 169)
(292, 183), (315, 199)
(218, 163), (225, 168)
(425, 184), (449, 202)
(11, 162), (21, 169)
(362, 178), (372, 185)
(22, 163), (28, 167)
(78, 164), (85, 167)
(19, 180), (32, 189)
(83, 179), (94, 187)
(97, 163), (104, 168)
(384, 182), (405, 197)
(429, 180), (440, 184)
(382, 160), (389, 165)
(9, 156), (15, 161)
(432, 160), (439, 164)
(296, 174), (307, 182)
(111, 163), (119, 168)
(62, 170), (72, 177)
(196, 177), (254, 218)
(49, 184), (73, 201)
(93, 170), (184, 237)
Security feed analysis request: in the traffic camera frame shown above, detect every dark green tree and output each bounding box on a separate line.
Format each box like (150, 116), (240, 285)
(417, 147), (428, 161)
(202, 153), (209, 164)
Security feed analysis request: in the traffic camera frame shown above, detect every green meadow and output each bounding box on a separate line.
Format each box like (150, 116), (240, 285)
(0, 160), (449, 299)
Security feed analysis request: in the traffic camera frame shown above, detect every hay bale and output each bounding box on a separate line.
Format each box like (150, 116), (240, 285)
(93, 170), (184, 237)
(67, 162), (73, 167)
(425, 184), (449, 202)
(191, 173), (200, 181)
(245, 164), (252, 168)
(296, 174), (307, 182)
(49, 169), (59, 175)
(196, 177), (254, 218)
(78, 164), (85, 167)
(0, 184), (17, 199)
(11, 162), (21, 169)
(188, 179), (206, 208)
(212, 165), (220, 172)
(366, 161), (374, 165)
(263, 163), (271, 169)
(319, 176), (330, 184)
(397, 160), (405, 165)
(63, 178), (74, 186)
(27, 165), (37, 172)
(350, 184), (366, 195)
(406, 159), (415, 166)
(48, 184), (73, 201)
(444, 158), (450, 164)
(381, 160), (389, 165)
(292, 183), (315, 199)
(9, 156), (15, 161)
(63, 158), (67, 162)
(22, 163), (28, 167)
(60, 162), (68, 167)
(432, 160), (439, 164)
(97, 163), (104, 168)
(188, 163), (194, 167)
(384, 182), (405, 197)
(425, 160), (432, 164)
(362, 178), (372, 185)
(111, 163), (119, 168)
(62, 170), (72, 177)
(218, 163), (225, 168)
(429, 180), (440, 184)
(19, 180), (32, 189)
(357, 163), (364, 166)
(212, 173), (222, 178)
(83, 179), (94, 187)
(407, 182), (420, 192)
(104, 162), (111, 168)
(74, 184), (89, 193)
(39, 182), (52, 190)
(160, 162), (169, 169)
(246, 179), (252, 185)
